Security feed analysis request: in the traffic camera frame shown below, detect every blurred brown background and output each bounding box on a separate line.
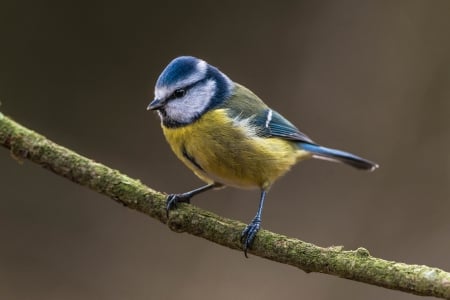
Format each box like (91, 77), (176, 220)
(1, 1), (449, 299)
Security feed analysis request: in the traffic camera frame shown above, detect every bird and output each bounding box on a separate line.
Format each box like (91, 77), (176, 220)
(147, 56), (378, 257)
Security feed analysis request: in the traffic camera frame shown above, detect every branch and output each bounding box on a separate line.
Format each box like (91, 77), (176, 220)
(1, 111), (449, 299)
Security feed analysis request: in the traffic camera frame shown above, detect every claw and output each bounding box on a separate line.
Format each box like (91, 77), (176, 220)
(165, 194), (191, 218)
(165, 183), (220, 218)
(241, 218), (261, 258)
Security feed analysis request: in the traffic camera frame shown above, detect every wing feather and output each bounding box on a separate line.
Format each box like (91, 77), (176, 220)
(222, 83), (315, 144)
(252, 109), (315, 143)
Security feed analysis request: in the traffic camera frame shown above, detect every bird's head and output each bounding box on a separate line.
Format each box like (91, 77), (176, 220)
(148, 56), (233, 127)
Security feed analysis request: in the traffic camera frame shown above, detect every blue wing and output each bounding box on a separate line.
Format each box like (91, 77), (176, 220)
(251, 108), (315, 143)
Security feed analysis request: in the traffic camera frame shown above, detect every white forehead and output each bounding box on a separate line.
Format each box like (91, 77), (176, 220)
(154, 60), (208, 100)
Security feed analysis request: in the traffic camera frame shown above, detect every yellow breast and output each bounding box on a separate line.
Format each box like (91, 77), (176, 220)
(162, 109), (311, 189)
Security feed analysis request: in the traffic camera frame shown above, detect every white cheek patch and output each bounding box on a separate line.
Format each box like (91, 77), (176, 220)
(165, 79), (217, 123)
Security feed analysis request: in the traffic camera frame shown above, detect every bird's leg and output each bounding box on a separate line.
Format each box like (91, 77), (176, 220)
(166, 182), (222, 217)
(241, 190), (267, 257)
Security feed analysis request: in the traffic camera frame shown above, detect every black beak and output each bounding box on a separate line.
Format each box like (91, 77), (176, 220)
(147, 98), (164, 110)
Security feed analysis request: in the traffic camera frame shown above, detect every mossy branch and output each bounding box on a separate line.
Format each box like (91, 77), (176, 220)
(1, 111), (449, 299)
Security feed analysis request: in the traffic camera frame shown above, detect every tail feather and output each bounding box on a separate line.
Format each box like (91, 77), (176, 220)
(299, 143), (378, 171)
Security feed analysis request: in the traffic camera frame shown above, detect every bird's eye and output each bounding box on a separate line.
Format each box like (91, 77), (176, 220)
(173, 89), (186, 98)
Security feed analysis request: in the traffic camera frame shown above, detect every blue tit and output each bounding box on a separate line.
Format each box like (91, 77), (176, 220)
(147, 56), (378, 257)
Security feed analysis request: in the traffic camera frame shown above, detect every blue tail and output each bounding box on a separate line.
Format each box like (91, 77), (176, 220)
(299, 143), (378, 171)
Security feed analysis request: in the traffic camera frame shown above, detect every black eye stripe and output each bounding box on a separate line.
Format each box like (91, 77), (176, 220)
(167, 89), (184, 101)
(167, 79), (206, 101)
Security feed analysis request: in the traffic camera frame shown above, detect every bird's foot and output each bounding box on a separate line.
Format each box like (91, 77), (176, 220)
(241, 217), (261, 258)
(166, 193), (191, 218)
